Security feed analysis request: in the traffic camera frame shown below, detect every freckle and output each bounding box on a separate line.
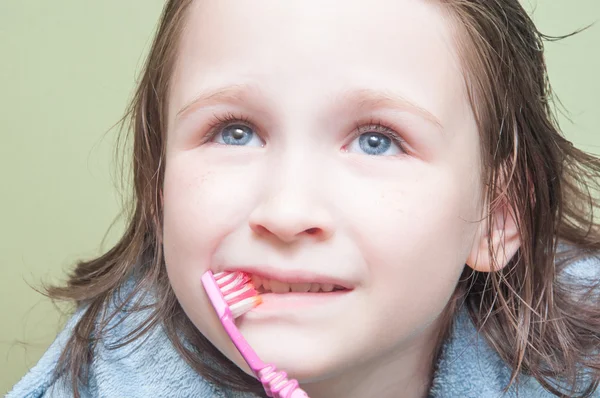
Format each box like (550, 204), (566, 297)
(199, 171), (213, 183)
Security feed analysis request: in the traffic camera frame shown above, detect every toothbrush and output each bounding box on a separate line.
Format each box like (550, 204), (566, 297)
(201, 270), (310, 398)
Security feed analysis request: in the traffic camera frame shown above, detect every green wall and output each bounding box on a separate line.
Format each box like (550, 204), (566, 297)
(1, 0), (598, 393)
(0, 1), (165, 392)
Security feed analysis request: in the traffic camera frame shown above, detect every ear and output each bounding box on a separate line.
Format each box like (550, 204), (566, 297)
(466, 195), (521, 273)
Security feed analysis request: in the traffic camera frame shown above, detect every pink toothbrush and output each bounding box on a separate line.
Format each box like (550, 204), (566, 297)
(201, 270), (310, 398)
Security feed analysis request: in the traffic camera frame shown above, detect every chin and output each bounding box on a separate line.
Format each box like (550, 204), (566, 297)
(234, 333), (355, 383)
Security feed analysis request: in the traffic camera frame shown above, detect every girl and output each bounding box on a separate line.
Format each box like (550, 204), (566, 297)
(9, 0), (600, 397)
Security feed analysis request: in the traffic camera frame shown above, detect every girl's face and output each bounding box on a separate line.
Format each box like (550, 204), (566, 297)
(163, 0), (483, 393)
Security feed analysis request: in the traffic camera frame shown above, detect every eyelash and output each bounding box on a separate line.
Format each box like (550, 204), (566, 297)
(350, 118), (408, 152)
(203, 111), (256, 142)
(203, 112), (408, 153)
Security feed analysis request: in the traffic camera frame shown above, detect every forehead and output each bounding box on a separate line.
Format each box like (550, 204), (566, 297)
(169, 0), (469, 135)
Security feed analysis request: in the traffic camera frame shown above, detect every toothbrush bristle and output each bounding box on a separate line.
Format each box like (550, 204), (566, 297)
(214, 271), (262, 318)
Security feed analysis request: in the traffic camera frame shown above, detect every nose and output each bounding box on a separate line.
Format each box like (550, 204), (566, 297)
(249, 197), (335, 243)
(248, 160), (335, 244)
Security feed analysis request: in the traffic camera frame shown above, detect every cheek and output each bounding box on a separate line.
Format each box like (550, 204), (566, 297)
(161, 153), (263, 370)
(162, 152), (261, 267)
(347, 168), (480, 331)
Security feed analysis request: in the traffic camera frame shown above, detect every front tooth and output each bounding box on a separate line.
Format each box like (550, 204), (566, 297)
(262, 278), (271, 291)
(251, 274), (262, 289)
(320, 284), (334, 292)
(270, 280), (291, 294)
(290, 283), (311, 293)
(309, 283), (321, 293)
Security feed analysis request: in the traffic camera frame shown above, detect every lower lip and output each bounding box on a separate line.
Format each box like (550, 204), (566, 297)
(246, 290), (351, 314)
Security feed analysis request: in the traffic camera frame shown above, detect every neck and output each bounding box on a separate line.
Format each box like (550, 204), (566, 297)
(301, 320), (443, 398)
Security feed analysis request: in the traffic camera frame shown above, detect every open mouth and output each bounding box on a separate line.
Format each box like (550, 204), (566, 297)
(250, 275), (348, 294)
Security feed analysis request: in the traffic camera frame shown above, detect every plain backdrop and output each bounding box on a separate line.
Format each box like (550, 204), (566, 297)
(1, 0), (599, 393)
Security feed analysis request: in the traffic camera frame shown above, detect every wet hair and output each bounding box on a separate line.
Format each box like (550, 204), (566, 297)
(47, 1), (600, 396)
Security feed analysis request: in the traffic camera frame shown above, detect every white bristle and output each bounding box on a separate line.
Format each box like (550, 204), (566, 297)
(224, 284), (252, 301)
(213, 271), (261, 317)
(230, 297), (261, 318)
(217, 273), (240, 289)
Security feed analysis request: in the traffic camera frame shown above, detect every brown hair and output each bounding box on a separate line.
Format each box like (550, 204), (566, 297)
(47, 1), (600, 397)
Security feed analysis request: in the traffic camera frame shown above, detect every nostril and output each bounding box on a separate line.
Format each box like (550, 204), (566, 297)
(306, 228), (319, 235)
(251, 224), (270, 235)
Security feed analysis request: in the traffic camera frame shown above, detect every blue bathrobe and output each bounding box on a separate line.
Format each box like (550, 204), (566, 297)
(8, 254), (599, 397)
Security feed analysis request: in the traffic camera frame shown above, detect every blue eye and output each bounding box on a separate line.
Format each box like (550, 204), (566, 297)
(347, 128), (405, 156)
(221, 125), (252, 145)
(358, 133), (392, 155)
(205, 114), (406, 156)
(212, 123), (264, 147)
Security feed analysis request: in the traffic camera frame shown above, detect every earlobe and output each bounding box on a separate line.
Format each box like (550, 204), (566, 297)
(466, 199), (521, 273)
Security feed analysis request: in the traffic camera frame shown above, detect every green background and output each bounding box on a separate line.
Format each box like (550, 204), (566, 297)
(1, 0), (598, 393)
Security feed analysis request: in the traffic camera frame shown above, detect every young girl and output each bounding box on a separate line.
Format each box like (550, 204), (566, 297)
(9, 0), (600, 397)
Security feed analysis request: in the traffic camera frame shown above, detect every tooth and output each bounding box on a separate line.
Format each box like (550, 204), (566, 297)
(320, 284), (334, 292)
(290, 283), (311, 293)
(251, 274), (262, 289)
(270, 280), (291, 294)
(262, 278), (271, 291)
(309, 283), (321, 293)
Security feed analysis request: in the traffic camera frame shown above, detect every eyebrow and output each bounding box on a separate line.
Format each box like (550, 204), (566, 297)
(176, 84), (263, 123)
(339, 88), (443, 130)
(175, 84), (444, 130)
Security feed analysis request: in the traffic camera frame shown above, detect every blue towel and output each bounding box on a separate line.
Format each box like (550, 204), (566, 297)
(8, 254), (599, 398)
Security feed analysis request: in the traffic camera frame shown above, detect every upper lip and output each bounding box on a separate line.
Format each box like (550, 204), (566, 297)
(222, 265), (355, 290)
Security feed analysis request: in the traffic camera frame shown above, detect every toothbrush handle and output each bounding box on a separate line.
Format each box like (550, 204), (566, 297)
(202, 271), (310, 398)
(220, 315), (310, 397)
(257, 364), (309, 398)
